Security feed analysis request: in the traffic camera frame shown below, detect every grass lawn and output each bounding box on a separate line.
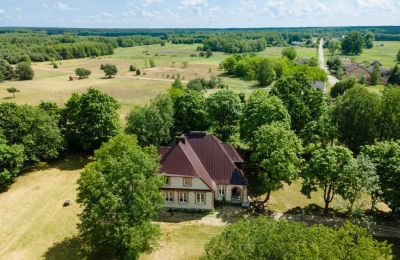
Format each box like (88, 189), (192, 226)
(325, 41), (400, 68)
(258, 46), (318, 59)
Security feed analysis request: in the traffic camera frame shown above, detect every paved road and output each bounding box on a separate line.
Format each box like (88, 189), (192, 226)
(318, 39), (339, 86)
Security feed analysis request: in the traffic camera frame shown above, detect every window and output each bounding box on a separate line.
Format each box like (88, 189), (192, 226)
(218, 185), (225, 196)
(183, 177), (192, 187)
(165, 191), (174, 203)
(165, 176), (171, 186)
(179, 192), (188, 203)
(196, 193), (205, 204)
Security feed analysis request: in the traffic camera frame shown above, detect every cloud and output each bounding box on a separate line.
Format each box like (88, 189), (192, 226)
(101, 12), (114, 18)
(141, 0), (163, 4)
(140, 9), (160, 18)
(180, 0), (208, 7)
(54, 2), (74, 11)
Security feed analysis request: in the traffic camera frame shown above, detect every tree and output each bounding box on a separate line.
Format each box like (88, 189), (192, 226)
(249, 122), (303, 206)
(129, 65), (136, 72)
(364, 33), (374, 49)
(126, 93), (174, 147)
(257, 58), (275, 86)
(173, 90), (209, 135)
(61, 88), (121, 151)
(397, 49), (400, 63)
(341, 32), (364, 55)
(330, 77), (358, 98)
(379, 87), (400, 141)
(101, 64), (118, 78)
(0, 59), (15, 80)
(6, 87), (19, 98)
(15, 62), (34, 80)
(240, 90), (290, 142)
(326, 57), (344, 74)
(77, 134), (164, 259)
(271, 73), (325, 133)
(388, 65), (400, 85)
(186, 78), (204, 91)
(136, 68), (141, 76)
(205, 49), (213, 58)
(370, 63), (381, 85)
(206, 90), (242, 141)
(75, 68), (91, 79)
(221, 56), (237, 75)
(0, 103), (64, 162)
(203, 218), (392, 259)
(328, 40), (341, 56)
(281, 47), (297, 60)
(149, 59), (155, 68)
(331, 87), (380, 152)
(302, 145), (354, 214)
(0, 137), (26, 189)
(339, 154), (379, 213)
(362, 141), (400, 213)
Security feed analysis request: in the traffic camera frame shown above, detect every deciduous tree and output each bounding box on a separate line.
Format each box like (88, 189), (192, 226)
(341, 32), (364, 55)
(15, 62), (34, 80)
(281, 46), (297, 60)
(0, 137), (26, 189)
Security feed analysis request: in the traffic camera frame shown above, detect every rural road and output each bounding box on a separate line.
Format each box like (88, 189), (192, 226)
(32, 67), (188, 83)
(318, 39), (339, 86)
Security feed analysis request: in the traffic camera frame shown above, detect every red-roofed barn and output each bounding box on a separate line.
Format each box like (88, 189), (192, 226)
(157, 132), (248, 210)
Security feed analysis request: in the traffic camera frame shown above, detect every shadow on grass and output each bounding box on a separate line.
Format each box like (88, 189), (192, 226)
(285, 203), (343, 217)
(215, 204), (247, 224)
(43, 236), (82, 260)
(155, 209), (209, 223)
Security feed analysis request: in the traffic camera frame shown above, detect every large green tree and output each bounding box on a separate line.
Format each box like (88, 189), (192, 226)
(362, 141), (400, 213)
(101, 64), (118, 78)
(341, 32), (364, 55)
(257, 58), (275, 86)
(203, 218), (392, 259)
(173, 90), (209, 135)
(0, 103), (64, 162)
(330, 77), (358, 98)
(388, 65), (400, 85)
(206, 90), (242, 141)
(332, 87), (380, 152)
(249, 122), (303, 206)
(0, 136), (26, 189)
(379, 87), (400, 141)
(15, 62), (34, 80)
(271, 73), (325, 133)
(61, 88), (121, 151)
(126, 93), (174, 146)
(77, 134), (164, 259)
(281, 46), (297, 60)
(240, 90), (290, 142)
(302, 145), (354, 214)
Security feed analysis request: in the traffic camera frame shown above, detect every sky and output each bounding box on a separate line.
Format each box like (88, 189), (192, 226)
(0, 0), (399, 28)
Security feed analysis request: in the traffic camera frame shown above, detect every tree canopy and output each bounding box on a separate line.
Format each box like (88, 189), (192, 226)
(77, 134), (164, 259)
(0, 137), (26, 189)
(341, 32), (364, 55)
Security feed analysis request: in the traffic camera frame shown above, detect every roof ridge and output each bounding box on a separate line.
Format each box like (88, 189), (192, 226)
(211, 135), (240, 169)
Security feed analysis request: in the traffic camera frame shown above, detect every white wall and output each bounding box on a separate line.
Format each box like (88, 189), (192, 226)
(162, 190), (213, 210)
(215, 185), (248, 203)
(164, 176), (211, 190)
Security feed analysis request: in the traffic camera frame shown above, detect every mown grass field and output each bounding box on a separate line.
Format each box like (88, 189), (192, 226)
(325, 41), (400, 68)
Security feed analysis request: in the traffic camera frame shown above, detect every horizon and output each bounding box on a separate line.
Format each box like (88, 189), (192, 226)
(0, 0), (399, 28)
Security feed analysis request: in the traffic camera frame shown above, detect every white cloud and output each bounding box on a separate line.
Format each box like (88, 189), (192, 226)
(54, 2), (74, 11)
(140, 9), (160, 18)
(101, 12), (114, 18)
(180, 0), (208, 7)
(141, 0), (163, 4)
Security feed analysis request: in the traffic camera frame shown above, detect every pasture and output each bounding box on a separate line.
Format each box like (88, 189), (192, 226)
(325, 41), (400, 68)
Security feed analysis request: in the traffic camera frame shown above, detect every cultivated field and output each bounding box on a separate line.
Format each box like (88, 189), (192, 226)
(325, 41), (400, 68)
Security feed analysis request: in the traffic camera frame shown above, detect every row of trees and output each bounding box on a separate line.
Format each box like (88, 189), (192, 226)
(0, 60), (34, 81)
(327, 32), (375, 56)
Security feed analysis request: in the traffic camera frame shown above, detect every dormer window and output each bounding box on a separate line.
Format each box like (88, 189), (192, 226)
(183, 177), (192, 187)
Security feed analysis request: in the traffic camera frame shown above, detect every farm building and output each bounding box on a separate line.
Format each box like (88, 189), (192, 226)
(345, 61), (389, 84)
(158, 132), (248, 211)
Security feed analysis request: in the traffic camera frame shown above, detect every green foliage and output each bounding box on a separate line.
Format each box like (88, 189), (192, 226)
(126, 93), (174, 146)
(136, 68), (141, 76)
(339, 154), (379, 212)
(6, 87), (19, 98)
(379, 87), (400, 140)
(129, 64), (136, 72)
(0, 103), (64, 162)
(328, 40), (341, 56)
(327, 57), (344, 74)
(302, 145), (354, 214)
(77, 134), (164, 259)
(75, 67), (91, 79)
(388, 65), (400, 85)
(397, 49), (400, 62)
(0, 59), (15, 80)
(15, 62), (34, 80)
(206, 90), (243, 141)
(240, 90), (290, 142)
(332, 87), (380, 152)
(281, 46), (297, 60)
(173, 90), (209, 135)
(149, 59), (155, 68)
(257, 58), (275, 86)
(186, 77), (224, 92)
(249, 122), (303, 203)
(341, 32), (365, 55)
(38, 101), (61, 121)
(61, 88), (121, 151)
(203, 218), (392, 259)
(271, 73), (325, 133)
(364, 33), (375, 49)
(330, 77), (358, 98)
(101, 64), (118, 78)
(370, 63), (381, 85)
(0, 137), (26, 188)
(362, 141), (400, 213)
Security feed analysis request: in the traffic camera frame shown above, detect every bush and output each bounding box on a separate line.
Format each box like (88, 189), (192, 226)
(129, 65), (136, 72)
(75, 68), (91, 79)
(136, 69), (141, 76)
(281, 47), (297, 60)
(101, 64), (117, 78)
(15, 62), (34, 80)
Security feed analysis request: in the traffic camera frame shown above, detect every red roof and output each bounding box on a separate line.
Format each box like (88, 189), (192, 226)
(158, 132), (247, 188)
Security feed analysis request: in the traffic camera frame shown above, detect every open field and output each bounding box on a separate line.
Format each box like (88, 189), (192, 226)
(258, 46), (317, 59)
(325, 41), (400, 68)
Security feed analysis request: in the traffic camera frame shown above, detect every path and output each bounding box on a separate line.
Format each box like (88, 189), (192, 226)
(318, 39), (339, 86)
(32, 67), (188, 83)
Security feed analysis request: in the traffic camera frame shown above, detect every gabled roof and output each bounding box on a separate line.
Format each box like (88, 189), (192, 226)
(158, 132), (247, 187)
(345, 63), (371, 74)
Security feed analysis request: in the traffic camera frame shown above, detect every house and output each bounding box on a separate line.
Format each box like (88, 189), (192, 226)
(312, 80), (327, 93)
(345, 61), (389, 84)
(157, 132), (248, 211)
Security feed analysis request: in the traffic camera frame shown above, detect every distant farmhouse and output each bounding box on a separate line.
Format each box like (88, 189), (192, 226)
(158, 132), (248, 211)
(345, 60), (389, 84)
